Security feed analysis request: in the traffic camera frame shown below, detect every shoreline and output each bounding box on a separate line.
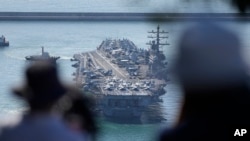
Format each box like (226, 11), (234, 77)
(0, 12), (249, 21)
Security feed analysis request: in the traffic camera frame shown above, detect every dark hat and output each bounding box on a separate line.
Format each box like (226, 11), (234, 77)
(174, 22), (248, 91)
(13, 61), (67, 105)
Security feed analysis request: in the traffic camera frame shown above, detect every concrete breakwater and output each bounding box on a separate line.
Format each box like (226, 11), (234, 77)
(0, 12), (249, 21)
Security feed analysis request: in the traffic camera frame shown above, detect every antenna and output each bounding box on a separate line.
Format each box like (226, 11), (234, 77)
(147, 25), (169, 52)
(41, 46), (44, 55)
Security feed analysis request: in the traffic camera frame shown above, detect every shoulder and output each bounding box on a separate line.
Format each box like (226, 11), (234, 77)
(159, 121), (207, 141)
(0, 115), (84, 141)
(0, 114), (22, 136)
(159, 125), (187, 141)
(0, 113), (22, 127)
(0, 116), (26, 141)
(159, 121), (227, 141)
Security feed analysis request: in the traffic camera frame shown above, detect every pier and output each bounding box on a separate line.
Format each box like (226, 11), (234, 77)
(0, 12), (250, 21)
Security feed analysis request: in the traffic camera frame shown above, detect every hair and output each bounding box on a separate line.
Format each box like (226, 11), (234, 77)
(54, 88), (98, 140)
(64, 96), (98, 139)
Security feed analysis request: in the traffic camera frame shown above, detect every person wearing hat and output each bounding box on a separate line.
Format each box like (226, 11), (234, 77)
(159, 22), (250, 141)
(0, 61), (85, 141)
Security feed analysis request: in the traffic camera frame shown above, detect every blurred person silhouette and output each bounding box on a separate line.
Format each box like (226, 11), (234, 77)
(0, 61), (87, 141)
(232, 0), (250, 14)
(54, 87), (98, 141)
(159, 21), (250, 141)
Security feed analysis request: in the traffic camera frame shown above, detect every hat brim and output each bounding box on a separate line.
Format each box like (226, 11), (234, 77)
(12, 82), (68, 103)
(12, 84), (32, 99)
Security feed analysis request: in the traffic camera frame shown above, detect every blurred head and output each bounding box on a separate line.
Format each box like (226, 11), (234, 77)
(13, 61), (66, 111)
(175, 21), (248, 93)
(53, 88), (98, 140)
(174, 21), (250, 122)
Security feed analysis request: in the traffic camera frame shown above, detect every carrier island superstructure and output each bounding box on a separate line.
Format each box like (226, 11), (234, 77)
(72, 26), (169, 123)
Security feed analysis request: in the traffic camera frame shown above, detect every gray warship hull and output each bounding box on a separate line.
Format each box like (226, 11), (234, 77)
(25, 47), (60, 63)
(0, 42), (9, 47)
(25, 56), (60, 62)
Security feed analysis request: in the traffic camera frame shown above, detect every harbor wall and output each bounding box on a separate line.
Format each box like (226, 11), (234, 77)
(0, 12), (249, 21)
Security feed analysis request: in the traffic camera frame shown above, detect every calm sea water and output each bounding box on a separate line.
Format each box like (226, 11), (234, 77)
(1, 20), (250, 141)
(0, 21), (185, 141)
(0, 1), (249, 141)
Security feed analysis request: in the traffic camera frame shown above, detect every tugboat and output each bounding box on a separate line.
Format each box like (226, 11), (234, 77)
(0, 35), (9, 47)
(25, 47), (60, 63)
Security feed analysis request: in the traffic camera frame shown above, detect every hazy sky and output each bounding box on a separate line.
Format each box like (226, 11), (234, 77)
(0, 0), (237, 13)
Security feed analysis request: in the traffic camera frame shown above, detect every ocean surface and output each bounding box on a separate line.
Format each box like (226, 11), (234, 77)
(0, 1), (250, 141)
(0, 21), (186, 141)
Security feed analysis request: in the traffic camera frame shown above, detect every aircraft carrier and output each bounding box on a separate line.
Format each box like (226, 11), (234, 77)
(72, 26), (169, 123)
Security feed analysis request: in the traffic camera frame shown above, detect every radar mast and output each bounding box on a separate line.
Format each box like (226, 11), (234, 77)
(146, 25), (169, 76)
(147, 25), (169, 53)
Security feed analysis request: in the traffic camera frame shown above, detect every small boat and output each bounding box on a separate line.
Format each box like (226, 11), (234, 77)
(0, 35), (9, 47)
(25, 46), (60, 63)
